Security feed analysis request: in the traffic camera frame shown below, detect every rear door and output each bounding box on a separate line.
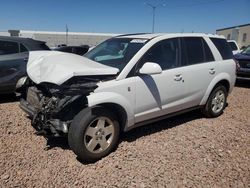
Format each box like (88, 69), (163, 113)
(0, 40), (28, 93)
(178, 37), (217, 107)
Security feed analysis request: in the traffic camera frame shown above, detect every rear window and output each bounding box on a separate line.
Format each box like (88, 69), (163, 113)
(210, 38), (233, 60)
(0, 40), (19, 55)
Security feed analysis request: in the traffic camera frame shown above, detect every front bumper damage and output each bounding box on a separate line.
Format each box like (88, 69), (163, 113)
(17, 51), (118, 138)
(18, 78), (100, 137)
(20, 98), (69, 137)
(20, 87), (86, 137)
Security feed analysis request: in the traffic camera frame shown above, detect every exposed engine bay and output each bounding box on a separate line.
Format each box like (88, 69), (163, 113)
(17, 50), (119, 137)
(19, 75), (114, 137)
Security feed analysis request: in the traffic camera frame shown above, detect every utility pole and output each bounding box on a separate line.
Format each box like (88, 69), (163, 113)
(66, 24), (68, 45)
(145, 3), (165, 33)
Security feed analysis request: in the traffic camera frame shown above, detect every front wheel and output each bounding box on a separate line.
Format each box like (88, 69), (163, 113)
(68, 107), (120, 162)
(202, 85), (228, 118)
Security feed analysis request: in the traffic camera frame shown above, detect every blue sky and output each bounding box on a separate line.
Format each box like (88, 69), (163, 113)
(0, 0), (250, 34)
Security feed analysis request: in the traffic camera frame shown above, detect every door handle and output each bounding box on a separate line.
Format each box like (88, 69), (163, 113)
(24, 57), (28, 62)
(174, 74), (182, 81)
(209, 68), (215, 75)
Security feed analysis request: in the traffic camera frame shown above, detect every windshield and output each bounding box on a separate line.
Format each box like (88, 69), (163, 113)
(241, 46), (250, 55)
(85, 38), (148, 71)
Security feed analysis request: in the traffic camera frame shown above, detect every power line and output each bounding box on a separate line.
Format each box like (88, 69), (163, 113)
(161, 0), (225, 9)
(144, 0), (225, 32)
(145, 2), (165, 33)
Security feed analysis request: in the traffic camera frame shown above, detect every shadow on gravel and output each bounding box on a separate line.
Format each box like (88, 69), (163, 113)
(45, 137), (70, 150)
(235, 79), (250, 89)
(0, 94), (19, 104)
(44, 110), (203, 164)
(122, 109), (203, 143)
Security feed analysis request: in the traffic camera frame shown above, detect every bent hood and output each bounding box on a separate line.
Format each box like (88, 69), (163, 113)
(27, 51), (119, 85)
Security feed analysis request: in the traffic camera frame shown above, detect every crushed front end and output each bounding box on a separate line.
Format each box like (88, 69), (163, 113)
(18, 76), (100, 137)
(17, 50), (118, 138)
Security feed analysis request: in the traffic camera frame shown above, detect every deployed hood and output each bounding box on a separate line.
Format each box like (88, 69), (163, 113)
(27, 51), (119, 85)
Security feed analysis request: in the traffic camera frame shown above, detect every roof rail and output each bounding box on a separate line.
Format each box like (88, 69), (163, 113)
(115, 33), (150, 37)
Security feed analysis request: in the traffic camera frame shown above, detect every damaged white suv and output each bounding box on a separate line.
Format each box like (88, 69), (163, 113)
(18, 33), (236, 162)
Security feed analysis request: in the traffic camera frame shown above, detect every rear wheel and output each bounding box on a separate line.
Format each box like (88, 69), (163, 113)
(68, 107), (120, 162)
(202, 85), (228, 118)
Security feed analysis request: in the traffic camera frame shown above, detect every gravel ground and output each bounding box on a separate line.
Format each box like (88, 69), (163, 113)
(0, 80), (250, 188)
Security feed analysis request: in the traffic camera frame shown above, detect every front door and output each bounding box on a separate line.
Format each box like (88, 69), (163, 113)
(133, 38), (186, 123)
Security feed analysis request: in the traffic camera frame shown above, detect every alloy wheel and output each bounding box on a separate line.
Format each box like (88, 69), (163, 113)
(211, 90), (225, 114)
(84, 117), (115, 154)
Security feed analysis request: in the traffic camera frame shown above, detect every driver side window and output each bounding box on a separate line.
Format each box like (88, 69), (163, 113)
(136, 38), (180, 72)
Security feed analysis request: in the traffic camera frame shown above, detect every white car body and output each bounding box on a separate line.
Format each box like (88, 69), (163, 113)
(19, 33), (237, 161)
(26, 33), (236, 131)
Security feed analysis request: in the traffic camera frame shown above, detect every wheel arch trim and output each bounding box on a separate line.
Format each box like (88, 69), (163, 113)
(87, 92), (134, 130)
(200, 73), (233, 106)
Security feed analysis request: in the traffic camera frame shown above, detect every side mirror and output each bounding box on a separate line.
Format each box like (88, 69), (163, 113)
(139, 62), (162, 75)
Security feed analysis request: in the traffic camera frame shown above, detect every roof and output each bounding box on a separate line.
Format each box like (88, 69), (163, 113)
(0, 36), (44, 43)
(0, 36), (49, 50)
(216, 23), (250, 31)
(117, 33), (224, 39)
(19, 30), (119, 37)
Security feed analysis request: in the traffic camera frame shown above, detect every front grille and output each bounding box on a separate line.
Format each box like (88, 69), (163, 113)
(238, 60), (250, 69)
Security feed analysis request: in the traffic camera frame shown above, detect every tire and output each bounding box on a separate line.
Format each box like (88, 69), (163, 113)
(202, 85), (228, 118)
(68, 106), (120, 162)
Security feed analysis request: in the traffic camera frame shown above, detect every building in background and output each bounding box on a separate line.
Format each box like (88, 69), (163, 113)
(5, 30), (118, 47)
(0, 31), (9, 36)
(216, 23), (250, 48)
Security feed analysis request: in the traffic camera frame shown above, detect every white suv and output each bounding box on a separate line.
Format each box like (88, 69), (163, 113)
(18, 33), (236, 162)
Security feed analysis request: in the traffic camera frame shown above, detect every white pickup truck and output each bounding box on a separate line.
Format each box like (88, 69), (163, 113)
(227, 40), (241, 55)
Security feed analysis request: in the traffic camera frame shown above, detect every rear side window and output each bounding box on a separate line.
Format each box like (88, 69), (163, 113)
(210, 38), (233, 60)
(203, 39), (215, 62)
(0, 40), (19, 55)
(181, 37), (214, 66)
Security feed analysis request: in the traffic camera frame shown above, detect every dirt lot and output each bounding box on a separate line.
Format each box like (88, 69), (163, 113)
(0, 80), (249, 188)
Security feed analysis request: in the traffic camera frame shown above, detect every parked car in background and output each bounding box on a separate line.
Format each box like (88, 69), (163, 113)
(54, 45), (89, 56)
(234, 45), (250, 80)
(227, 40), (241, 55)
(18, 33), (236, 162)
(0, 36), (50, 94)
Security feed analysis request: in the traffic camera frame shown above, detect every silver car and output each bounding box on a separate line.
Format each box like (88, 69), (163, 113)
(0, 36), (50, 94)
